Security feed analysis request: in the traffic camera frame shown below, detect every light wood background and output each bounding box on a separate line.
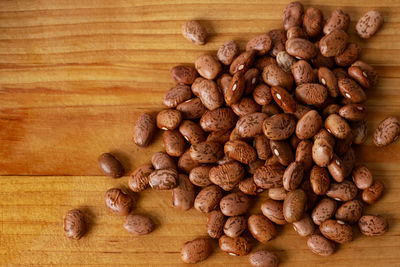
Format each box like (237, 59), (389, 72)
(1, 0), (399, 266)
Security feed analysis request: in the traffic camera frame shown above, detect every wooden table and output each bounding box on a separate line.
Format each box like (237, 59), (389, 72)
(1, 0), (399, 266)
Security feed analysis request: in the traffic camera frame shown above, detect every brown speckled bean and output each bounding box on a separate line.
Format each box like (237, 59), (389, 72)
(156, 109), (182, 130)
(303, 7), (323, 37)
(352, 165), (373, 190)
(335, 200), (363, 223)
(194, 185), (223, 213)
(358, 215), (388, 236)
(163, 130), (186, 157)
(261, 199), (286, 225)
(133, 113), (157, 147)
(181, 237), (212, 263)
(310, 165), (330, 195)
(170, 65), (197, 85)
(224, 216), (247, 238)
(373, 116), (400, 147)
(286, 38), (318, 60)
(323, 9), (350, 34)
(283, 162), (304, 191)
(200, 108), (237, 132)
(176, 97), (206, 120)
(283, 189), (307, 223)
(128, 164), (154, 192)
(98, 153), (125, 178)
(263, 113), (296, 140)
(172, 174), (195, 211)
(249, 250), (279, 267)
(262, 64), (294, 91)
(307, 234), (335, 256)
(149, 168), (178, 190)
(295, 83), (328, 106)
(254, 165), (285, 189)
(268, 29), (287, 57)
(195, 54), (222, 80)
(63, 209), (86, 240)
(218, 40), (240, 65)
(219, 235), (252, 256)
(338, 78), (367, 103)
(296, 110), (322, 140)
(246, 34), (272, 55)
(291, 60), (314, 85)
(283, 1), (304, 30)
(163, 85), (192, 108)
(293, 214), (315, 237)
(181, 20), (208, 45)
(312, 198), (337, 225)
(356, 10), (384, 39)
(248, 214), (277, 243)
(207, 210), (226, 239)
(224, 140), (257, 164)
(209, 161), (245, 191)
(362, 180), (384, 205)
(123, 214), (155, 235)
(104, 188), (134, 216)
(220, 191), (251, 216)
(326, 180), (358, 202)
(320, 219), (353, 243)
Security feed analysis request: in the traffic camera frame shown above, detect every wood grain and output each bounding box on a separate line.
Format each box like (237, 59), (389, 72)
(1, 0), (400, 266)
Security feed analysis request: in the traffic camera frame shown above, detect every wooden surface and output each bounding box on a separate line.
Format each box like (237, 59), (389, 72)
(1, 0), (400, 266)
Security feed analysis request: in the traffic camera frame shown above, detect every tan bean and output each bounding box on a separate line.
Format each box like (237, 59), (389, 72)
(319, 29), (348, 57)
(283, 162), (304, 191)
(209, 161), (245, 191)
(128, 164), (154, 192)
(373, 116), (400, 147)
(312, 198), (337, 225)
(179, 120), (206, 144)
(356, 10), (384, 39)
(323, 9), (350, 34)
(172, 174), (195, 211)
(303, 7), (323, 37)
(295, 83), (328, 106)
(246, 34), (272, 55)
(296, 140), (313, 171)
(310, 165), (330, 195)
(262, 64), (294, 91)
(326, 180), (358, 202)
(254, 165), (285, 189)
(293, 214), (315, 237)
(320, 219), (353, 243)
(195, 54), (222, 80)
(219, 235), (252, 256)
(189, 141), (223, 163)
(263, 113), (296, 140)
(268, 29), (287, 57)
(189, 165), (213, 187)
(358, 215), (388, 236)
(133, 113), (156, 147)
(224, 140), (257, 164)
(181, 20), (208, 45)
(123, 214), (155, 235)
(224, 216), (247, 238)
(230, 50), (256, 75)
(335, 200), (363, 223)
(261, 199), (286, 225)
(307, 234), (335, 256)
(207, 210), (226, 239)
(248, 214), (277, 243)
(178, 149), (199, 173)
(217, 40), (240, 65)
(283, 1), (304, 30)
(194, 185), (223, 213)
(291, 60), (314, 85)
(170, 65), (197, 85)
(283, 189), (307, 223)
(163, 130), (186, 157)
(286, 38), (318, 60)
(231, 97), (262, 117)
(149, 168), (178, 190)
(200, 108), (237, 132)
(271, 86), (296, 114)
(338, 78), (367, 103)
(156, 109), (182, 131)
(296, 110), (322, 140)
(163, 85), (192, 108)
(249, 250), (279, 267)
(181, 238), (212, 263)
(362, 180), (384, 205)
(220, 192), (251, 216)
(176, 98), (207, 120)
